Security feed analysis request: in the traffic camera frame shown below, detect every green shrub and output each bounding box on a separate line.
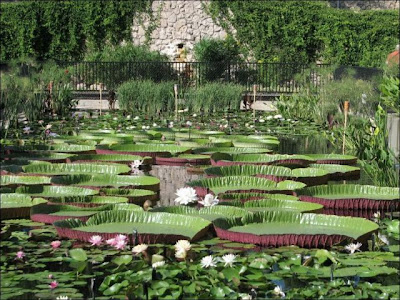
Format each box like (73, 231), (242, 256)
(117, 80), (175, 115)
(0, 60), (74, 130)
(379, 75), (399, 113)
(185, 83), (244, 113)
(80, 45), (177, 90)
(277, 93), (319, 122)
(194, 37), (242, 82)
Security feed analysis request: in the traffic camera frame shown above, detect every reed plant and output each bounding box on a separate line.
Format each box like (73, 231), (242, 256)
(185, 83), (244, 113)
(117, 80), (175, 116)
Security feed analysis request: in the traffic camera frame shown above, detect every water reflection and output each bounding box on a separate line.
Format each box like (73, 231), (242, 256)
(150, 165), (204, 207)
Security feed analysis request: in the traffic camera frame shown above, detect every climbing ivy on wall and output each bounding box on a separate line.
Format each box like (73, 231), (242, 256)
(206, 1), (399, 67)
(0, 0), (152, 61)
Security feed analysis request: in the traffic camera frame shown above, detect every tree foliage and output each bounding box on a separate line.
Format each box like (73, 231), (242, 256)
(207, 1), (399, 67)
(0, 1), (151, 61)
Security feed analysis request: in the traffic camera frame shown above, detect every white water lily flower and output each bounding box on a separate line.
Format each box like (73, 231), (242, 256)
(273, 286), (285, 297)
(174, 187), (198, 205)
(193, 114), (197, 117)
(259, 119), (265, 123)
(378, 233), (390, 245)
(239, 294), (252, 300)
(200, 255), (217, 268)
(198, 194), (219, 207)
(113, 117), (118, 121)
(245, 123), (249, 127)
(126, 115), (131, 119)
(130, 160), (143, 171)
(345, 242), (362, 254)
(249, 125), (254, 128)
(221, 254), (237, 267)
(89, 235), (103, 246)
(146, 126), (150, 130)
(45, 124), (52, 129)
(274, 114), (282, 119)
(56, 296), (69, 300)
(372, 211), (381, 222)
(131, 169), (143, 176)
(186, 121), (192, 127)
(132, 244), (148, 254)
(142, 125), (146, 130)
(134, 116), (140, 120)
(153, 123), (158, 127)
(23, 127), (31, 134)
(175, 240), (191, 252)
(152, 261), (165, 268)
(266, 115), (273, 120)
(175, 249), (187, 259)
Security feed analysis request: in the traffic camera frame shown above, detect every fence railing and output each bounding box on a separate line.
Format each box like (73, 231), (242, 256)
(57, 61), (331, 93)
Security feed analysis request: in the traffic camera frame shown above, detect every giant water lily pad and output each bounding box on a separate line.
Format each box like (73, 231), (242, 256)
(54, 210), (211, 243)
(97, 144), (191, 160)
(1, 175), (51, 186)
(213, 211), (379, 248)
(155, 154), (210, 166)
(31, 203), (142, 223)
(243, 199), (323, 213)
(99, 188), (158, 205)
(15, 185), (99, 198)
(205, 165), (329, 186)
(1, 194), (47, 219)
(22, 163), (130, 175)
(298, 184), (400, 214)
(3, 152), (75, 163)
(150, 205), (250, 221)
(309, 164), (361, 180)
(305, 154), (358, 165)
(211, 153), (315, 167)
(219, 192), (299, 203)
(47, 196), (130, 207)
(69, 154), (152, 165)
(51, 174), (160, 191)
(6, 144), (95, 153)
(193, 147), (272, 155)
(187, 176), (305, 196)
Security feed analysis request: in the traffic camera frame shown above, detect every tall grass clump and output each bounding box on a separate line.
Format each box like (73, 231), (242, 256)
(117, 80), (175, 116)
(185, 83), (244, 113)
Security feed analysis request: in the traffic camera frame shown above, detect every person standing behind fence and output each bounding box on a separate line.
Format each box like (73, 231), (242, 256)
(386, 44), (399, 66)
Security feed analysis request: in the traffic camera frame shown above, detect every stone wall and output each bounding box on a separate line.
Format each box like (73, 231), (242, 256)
(131, 0), (227, 61)
(131, 0), (399, 61)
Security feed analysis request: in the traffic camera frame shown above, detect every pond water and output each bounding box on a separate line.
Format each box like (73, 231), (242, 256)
(3, 128), (393, 300)
(151, 134), (372, 207)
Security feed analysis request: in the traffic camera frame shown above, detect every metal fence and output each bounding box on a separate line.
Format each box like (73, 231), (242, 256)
(58, 61), (331, 93)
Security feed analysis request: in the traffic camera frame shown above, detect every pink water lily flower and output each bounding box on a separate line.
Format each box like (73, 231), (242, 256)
(51, 241), (61, 249)
(106, 238), (117, 246)
(89, 235), (103, 246)
(114, 240), (126, 250)
(115, 234), (127, 242)
(49, 280), (58, 289)
(16, 251), (25, 259)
